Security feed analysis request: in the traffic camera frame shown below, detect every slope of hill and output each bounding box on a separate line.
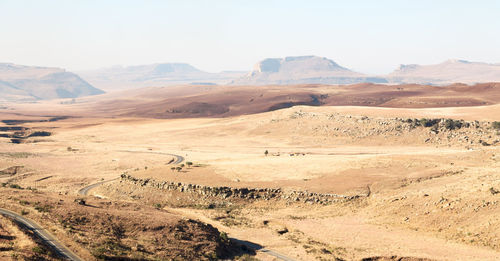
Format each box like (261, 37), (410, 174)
(0, 63), (104, 101)
(387, 59), (500, 84)
(231, 56), (388, 85)
(78, 63), (246, 91)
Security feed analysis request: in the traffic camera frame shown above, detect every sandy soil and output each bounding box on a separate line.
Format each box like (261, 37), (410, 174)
(0, 85), (499, 260)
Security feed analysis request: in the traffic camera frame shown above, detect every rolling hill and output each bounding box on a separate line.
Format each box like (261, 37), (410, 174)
(0, 63), (104, 101)
(78, 63), (246, 91)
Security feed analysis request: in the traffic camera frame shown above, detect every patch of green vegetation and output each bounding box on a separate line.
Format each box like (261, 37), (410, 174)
(19, 200), (30, 205)
(444, 119), (463, 130)
(33, 203), (52, 213)
(420, 118), (440, 127)
(219, 231), (229, 242)
(32, 246), (47, 255)
(492, 121), (500, 130)
(91, 238), (132, 259)
(9, 184), (23, 189)
(21, 209), (29, 215)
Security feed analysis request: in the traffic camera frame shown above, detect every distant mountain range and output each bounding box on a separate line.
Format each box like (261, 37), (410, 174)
(232, 56), (500, 85)
(386, 59), (500, 85)
(78, 64), (246, 91)
(0, 63), (104, 102)
(2, 57), (500, 102)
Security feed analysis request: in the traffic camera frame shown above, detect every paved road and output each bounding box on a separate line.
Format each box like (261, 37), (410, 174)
(78, 177), (119, 196)
(115, 150), (184, 164)
(78, 150), (184, 196)
(0, 207), (82, 261)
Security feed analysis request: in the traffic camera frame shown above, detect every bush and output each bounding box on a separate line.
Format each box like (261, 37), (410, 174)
(419, 118), (440, 127)
(9, 184), (22, 189)
(444, 119), (463, 130)
(219, 231), (229, 242)
(32, 246), (47, 255)
(34, 203), (52, 213)
(493, 121), (500, 130)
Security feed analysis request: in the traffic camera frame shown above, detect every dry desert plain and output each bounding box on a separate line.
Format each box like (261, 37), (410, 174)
(0, 83), (500, 260)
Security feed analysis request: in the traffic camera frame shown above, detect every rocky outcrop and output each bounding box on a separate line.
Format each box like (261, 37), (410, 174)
(120, 174), (362, 205)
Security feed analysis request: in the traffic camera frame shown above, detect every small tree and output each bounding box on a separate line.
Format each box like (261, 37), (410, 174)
(186, 162), (193, 168)
(180, 163), (185, 168)
(170, 167), (176, 172)
(264, 150), (269, 156)
(176, 167), (182, 172)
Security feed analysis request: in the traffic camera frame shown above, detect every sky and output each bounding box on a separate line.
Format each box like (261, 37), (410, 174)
(0, 0), (499, 74)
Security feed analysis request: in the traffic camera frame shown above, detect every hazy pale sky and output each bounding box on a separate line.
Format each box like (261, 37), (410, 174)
(1, 0), (499, 74)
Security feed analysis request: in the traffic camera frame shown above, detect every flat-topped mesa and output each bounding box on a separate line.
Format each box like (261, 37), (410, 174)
(253, 56), (351, 74)
(233, 55), (387, 85)
(119, 174), (362, 204)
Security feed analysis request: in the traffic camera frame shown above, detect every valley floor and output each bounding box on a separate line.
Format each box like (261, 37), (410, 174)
(0, 104), (499, 260)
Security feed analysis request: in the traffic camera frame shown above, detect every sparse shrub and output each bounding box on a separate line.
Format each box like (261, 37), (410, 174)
(444, 119), (463, 130)
(186, 161), (193, 168)
(264, 150), (269, 156)
(493, 121), (500, 130)
(153, 203), (162, 209)
(220, 231), (229, 242)
(34, 203), (52, 213)
(9, 184), (22, 189)
(32, 246), (47, 255)
(420, 118), (440, 127)
(170, 167), (176, 172)
(176, 167), (182, 172)
(21, 209), (29, 215)
(19, 200), (30, 205)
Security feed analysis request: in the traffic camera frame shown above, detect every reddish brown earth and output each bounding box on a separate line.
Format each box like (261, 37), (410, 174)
(2, 82), (500, 120)
(95, 82), (500, 118)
